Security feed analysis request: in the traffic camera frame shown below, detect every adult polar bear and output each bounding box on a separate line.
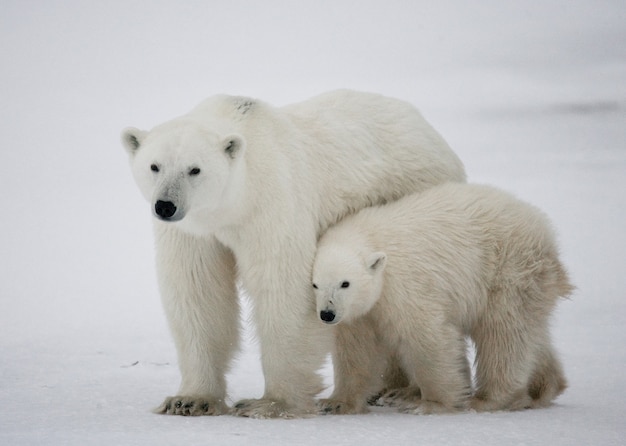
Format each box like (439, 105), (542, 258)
(122, 90), (465, 418)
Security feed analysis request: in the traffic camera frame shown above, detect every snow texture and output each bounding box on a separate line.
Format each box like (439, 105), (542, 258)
(1, 1), (624, 445)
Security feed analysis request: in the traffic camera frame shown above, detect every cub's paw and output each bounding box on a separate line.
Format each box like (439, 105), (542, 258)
(317, 398), (366, 415)
(154, 396), (228, 416)
(373, 386), (422, 408)
(231, 398), (313, 419)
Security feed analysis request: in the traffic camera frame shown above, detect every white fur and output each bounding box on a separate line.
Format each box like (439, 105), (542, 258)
(313, 183), (573, 415)
(121, 90), (465, 417)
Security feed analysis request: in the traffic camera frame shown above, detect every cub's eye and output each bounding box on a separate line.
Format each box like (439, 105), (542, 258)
(341, 281), (350, 288)
(312, 283), (318, 289)
(150, 164), (159, 173)
(189, 167), (201, 176)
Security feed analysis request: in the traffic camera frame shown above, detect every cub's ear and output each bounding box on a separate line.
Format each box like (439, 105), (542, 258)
(366, 252), (387, 273)
(121, 127), (148, 155)
(223, 134), (246, 160)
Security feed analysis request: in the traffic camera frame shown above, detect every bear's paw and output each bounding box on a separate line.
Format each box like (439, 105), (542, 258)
(154, 395), (228, 416)
(317, 398), (367, 415)
(372, 386), (422, 408)
(230, 398), (314, 419)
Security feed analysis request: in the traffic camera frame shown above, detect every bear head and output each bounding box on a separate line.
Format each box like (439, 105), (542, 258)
(121, 119), (246, 235)
(312, 244), (387, 325)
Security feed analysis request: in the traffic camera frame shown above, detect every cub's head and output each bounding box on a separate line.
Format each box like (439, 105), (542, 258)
(121, 119), (245, 232)
(311, 243), (387, 325)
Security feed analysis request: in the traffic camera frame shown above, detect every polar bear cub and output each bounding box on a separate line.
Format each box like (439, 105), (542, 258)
(312, 183), (572, 415)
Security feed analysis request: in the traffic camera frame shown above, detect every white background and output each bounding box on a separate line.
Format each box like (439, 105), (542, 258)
(1, 1), (624, 444)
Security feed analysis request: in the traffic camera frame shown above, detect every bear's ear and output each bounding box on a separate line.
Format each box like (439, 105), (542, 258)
(222, 134), (246, 160)
(366, 252), (387, 274)
(121, 127), (148, 156)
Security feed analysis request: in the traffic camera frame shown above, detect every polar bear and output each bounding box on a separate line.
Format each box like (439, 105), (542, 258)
(121, 90), (466, 418)
(312, 183), (572, 415)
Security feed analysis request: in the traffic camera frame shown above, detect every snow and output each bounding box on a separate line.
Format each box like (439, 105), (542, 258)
(1, 1), (625, 444)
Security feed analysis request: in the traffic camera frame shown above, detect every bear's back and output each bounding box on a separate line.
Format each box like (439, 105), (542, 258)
(181, 91), (466, 241)
(189, 94), (274, 126)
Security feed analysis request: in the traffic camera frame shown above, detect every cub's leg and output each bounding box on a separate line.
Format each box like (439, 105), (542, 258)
(319, 315), (387, 415)
(370, 354), (419, 407)
(527, 258), (571, 408)
(400, 324), (472, 414)
(471, 305), (538, 411)
(154, 226), (240, 416)
(527, 344), (567, 408)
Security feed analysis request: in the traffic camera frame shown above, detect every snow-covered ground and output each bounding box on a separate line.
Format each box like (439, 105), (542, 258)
(1, 1), (624, 445)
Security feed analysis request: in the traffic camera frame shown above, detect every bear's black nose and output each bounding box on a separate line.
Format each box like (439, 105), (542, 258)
(155, 200), (177, 219)
(320, 310), (336, 323)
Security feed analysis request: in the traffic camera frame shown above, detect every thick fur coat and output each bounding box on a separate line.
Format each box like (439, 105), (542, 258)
(122, 90), (465, 417)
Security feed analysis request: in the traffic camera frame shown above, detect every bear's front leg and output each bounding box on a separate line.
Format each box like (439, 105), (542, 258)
(230, 278), (331, 418)
(154, 226), (240, 416)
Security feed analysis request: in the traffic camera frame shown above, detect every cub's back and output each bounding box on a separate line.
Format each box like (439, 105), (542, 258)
(324, 183), (559, 324)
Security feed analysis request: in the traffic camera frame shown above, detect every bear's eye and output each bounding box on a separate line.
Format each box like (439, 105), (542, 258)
(312, 283), (318, 289)
(189, 167), (201, 176)
(150, 164), (159, 173)
(341, 281), (350, 288)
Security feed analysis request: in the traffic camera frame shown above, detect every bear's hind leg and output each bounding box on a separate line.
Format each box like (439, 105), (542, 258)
(471, 312), (537, 412)
(527, 345), (567, 408)
(231, 281), (331, 418)
(527, 257), (571, 408)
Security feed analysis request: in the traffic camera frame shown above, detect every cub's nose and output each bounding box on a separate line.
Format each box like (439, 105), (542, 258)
(320, 310), (336, 323)
(155, 200), (177, 219)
